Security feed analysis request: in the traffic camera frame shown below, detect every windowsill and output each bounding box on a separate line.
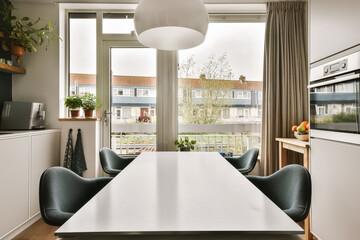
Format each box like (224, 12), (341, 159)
(59, 117), (101, 121)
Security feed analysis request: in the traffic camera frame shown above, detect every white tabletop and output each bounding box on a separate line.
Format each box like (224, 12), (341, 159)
(55, 152), (303, 239)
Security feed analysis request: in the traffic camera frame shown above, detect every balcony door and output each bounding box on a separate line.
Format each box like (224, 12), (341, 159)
(102, 41), (156, 154)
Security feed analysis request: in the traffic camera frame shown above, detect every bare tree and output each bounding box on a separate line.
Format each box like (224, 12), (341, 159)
(179, 53), (234, 124)
(178, 55), (198, 78)
(199, 52), (235, 80)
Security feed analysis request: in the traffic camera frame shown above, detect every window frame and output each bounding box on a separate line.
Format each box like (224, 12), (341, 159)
(61, 5), (266, 153)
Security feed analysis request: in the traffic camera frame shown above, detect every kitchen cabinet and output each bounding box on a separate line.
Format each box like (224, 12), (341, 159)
(0, 129), (60, 240)
(0, 136), (30, 238)
(310, 138), (360, 240)
(310, 0), (360, 63)
(30, 132), (60, 217)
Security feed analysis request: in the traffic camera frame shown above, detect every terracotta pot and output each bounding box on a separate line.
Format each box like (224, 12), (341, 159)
(70, 110), (80, 118)
(84, 109), (94, 118)
(11, 45), (25, 64)
(11, 45), (25, 57)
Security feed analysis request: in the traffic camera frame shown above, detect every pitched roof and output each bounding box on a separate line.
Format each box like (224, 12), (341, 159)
(70, 74), (262, 90)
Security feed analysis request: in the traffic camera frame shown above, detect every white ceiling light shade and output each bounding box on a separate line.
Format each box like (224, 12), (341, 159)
(134, 0), (209, 51)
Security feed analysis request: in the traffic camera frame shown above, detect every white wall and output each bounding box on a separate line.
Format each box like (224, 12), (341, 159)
(11, 2), (100, 178)
(310, 0), (360, 63)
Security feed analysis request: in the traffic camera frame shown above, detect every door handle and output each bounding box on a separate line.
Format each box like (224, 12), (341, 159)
(103, 111), (113, 127)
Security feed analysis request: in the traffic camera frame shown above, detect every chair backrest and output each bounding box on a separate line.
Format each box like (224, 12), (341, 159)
(227, 148), (259, 174)
(248, 164), (311, 222)
(99, 147), (133, 172)
(238, 148), (259, 170)
(39, 167), (110, 226)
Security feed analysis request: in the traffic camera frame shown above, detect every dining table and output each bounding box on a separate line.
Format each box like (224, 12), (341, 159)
(55, 152), (304, 240)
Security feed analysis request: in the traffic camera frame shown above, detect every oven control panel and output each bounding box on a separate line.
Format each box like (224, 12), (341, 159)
(324, 59), (348, 76)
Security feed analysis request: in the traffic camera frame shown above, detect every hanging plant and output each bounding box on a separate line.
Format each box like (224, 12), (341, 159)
(0, 0), (62, 63)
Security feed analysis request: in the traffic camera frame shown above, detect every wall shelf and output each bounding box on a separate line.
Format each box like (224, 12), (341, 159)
(0, 62), (26, 74)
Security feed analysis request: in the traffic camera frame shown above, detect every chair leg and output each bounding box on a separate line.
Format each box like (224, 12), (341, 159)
(304, 215), (312, 240)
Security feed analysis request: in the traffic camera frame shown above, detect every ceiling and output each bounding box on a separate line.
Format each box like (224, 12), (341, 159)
(11, 0), (267, 5)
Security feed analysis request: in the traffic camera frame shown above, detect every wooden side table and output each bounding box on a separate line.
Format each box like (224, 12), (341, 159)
(275, 138), (312, 240)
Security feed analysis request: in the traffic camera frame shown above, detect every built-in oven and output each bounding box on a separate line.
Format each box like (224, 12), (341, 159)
(309, 50), (360, 144)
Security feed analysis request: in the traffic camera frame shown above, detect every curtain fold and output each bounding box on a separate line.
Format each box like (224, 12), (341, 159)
(261, 1), (308, 175)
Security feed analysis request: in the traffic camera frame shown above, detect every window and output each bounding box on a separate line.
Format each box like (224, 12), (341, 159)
(137, 89), (150, 97)
(244, 108), (250, 117)
(102, 13), (135, 34)
(192, 90), (201, 98)
(122, 107), (131, 119)
(237, 108), (243, 117)
(316, 105), (327, 115)
(222, 108), (230, 119)
(116, 108), (122, 119)
(178, 21), (265, 155)
(79, 87), (91, 95)
(66, 9), (265, 155)
(344, 104), (356, 114)
(235, 91), (251, 99)
(68, 13), (96, 98)
(258, 92), (262, 101)
(315, 86), (333, 93)
(113, 88), (132, 96)
(110, 48), (156, 154)
(335, 83), (355, 93)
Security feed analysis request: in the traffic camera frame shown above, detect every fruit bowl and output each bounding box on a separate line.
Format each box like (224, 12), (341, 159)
(294, 132), (309, 141)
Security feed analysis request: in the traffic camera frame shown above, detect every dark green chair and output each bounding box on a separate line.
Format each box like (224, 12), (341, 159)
(225, 148), (259, 174)
(100, 147), (136, 177)
(39, 167), (112, 226)
(246, 164), (311, 222)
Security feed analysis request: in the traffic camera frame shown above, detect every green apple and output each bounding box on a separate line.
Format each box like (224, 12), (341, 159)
(297, 125), (306, 132)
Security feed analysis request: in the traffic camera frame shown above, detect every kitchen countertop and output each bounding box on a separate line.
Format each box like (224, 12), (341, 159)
(0, 129), (61, 140)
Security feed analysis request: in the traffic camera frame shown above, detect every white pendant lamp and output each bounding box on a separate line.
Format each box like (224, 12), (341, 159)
(134, 0), (209, 51)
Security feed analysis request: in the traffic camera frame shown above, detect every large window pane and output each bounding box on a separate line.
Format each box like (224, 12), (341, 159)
(103, 13), (135, 34)
(110, 48), (156, 154)
(69, 13), (97, 115)
(178, 22), (265, 156)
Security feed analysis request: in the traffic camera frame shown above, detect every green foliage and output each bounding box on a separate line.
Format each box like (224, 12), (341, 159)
(64, 95), (82, 110)
(81, 93), (101, 110)
(180, 81), (232, 124)
(178, 53), (234, 124)
(174, 137), (197, 151)
(332, 112), (357, 123)
(0, 0), (15, 36)
(0, 0), (61, 53)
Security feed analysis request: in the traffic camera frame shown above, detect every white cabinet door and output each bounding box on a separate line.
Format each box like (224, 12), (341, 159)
(30, 132), (60, 217)
(310, 138), (360, 240)
(0, 137), (30, 237)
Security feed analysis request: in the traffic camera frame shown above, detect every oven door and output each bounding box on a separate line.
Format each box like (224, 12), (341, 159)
(309, 73), (360, 134)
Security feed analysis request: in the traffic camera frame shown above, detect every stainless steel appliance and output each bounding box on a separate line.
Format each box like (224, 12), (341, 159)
(309, 50), (360, 144)
(0, 101), (46, 130)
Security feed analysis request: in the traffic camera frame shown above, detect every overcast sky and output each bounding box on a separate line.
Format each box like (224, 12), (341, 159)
(70, 20), (265, 81)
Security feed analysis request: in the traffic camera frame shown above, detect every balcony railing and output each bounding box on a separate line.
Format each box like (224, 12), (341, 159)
(111, 133), (261, 155)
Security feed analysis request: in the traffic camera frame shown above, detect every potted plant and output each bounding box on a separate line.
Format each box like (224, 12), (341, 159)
(175, 137), (197, 151)
(64, 94), (82, 118)
(81, 93), (101, 118)
(0, 0), (14, 51)
(0, 0), (61, 63)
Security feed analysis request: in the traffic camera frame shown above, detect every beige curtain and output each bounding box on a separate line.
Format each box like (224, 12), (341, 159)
(261, 1), (308, 175)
